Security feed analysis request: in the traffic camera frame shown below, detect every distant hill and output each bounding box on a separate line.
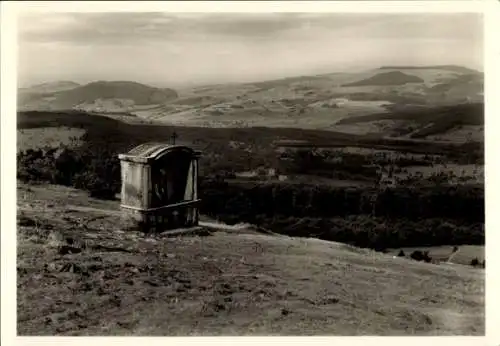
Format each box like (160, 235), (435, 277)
(379, 65), (480, 74)
(342, 71), (424, 87)
(18, 81), (178, 112)
(335, 102), (484, 140)
(53, 81), (178, 108)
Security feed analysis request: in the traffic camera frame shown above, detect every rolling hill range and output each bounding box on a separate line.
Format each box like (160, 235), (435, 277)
(17, 65), (483, 139)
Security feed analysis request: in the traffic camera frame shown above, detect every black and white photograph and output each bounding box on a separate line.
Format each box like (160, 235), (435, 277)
(2, 1), (495, 340)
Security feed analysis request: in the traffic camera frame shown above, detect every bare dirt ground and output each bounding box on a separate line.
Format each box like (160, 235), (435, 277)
(17, 183), (484, 336)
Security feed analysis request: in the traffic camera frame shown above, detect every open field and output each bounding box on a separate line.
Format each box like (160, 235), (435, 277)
(17, 127), (85, 152)
(17, 183), (484, 336)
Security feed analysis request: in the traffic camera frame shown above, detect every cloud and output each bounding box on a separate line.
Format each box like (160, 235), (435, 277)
(19, 13), (303, 45)
(19, 13), (178, 45)
(17, 12), (483, 87)
(18, 12), (482, 46)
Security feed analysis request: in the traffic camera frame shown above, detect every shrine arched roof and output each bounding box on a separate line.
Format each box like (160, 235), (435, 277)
(119, 142), (199, 163)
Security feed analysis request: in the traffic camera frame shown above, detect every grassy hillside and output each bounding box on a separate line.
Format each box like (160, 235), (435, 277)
(17, 183), (484, 336)
(336, 103), (483, 139)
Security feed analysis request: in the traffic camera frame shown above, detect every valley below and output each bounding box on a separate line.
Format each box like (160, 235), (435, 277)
(18, 65), (484, 139)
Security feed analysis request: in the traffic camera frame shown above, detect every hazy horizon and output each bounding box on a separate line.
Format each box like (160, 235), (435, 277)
(18, 12), (483, 89)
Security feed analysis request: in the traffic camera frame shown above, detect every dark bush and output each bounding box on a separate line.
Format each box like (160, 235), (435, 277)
(423, 251), (432, 263)
(410, 250), (432, 262)
(17, 144), (121, 200)
(410, 250), (424, 261)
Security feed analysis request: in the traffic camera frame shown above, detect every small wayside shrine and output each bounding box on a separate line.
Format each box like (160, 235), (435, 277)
(118, 137), (201, 232)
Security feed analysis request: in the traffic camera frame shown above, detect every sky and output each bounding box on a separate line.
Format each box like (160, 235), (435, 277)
(17, 12), (483, 88)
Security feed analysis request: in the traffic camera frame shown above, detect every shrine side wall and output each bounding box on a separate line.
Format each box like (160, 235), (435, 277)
(120, 160), (147, 209)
